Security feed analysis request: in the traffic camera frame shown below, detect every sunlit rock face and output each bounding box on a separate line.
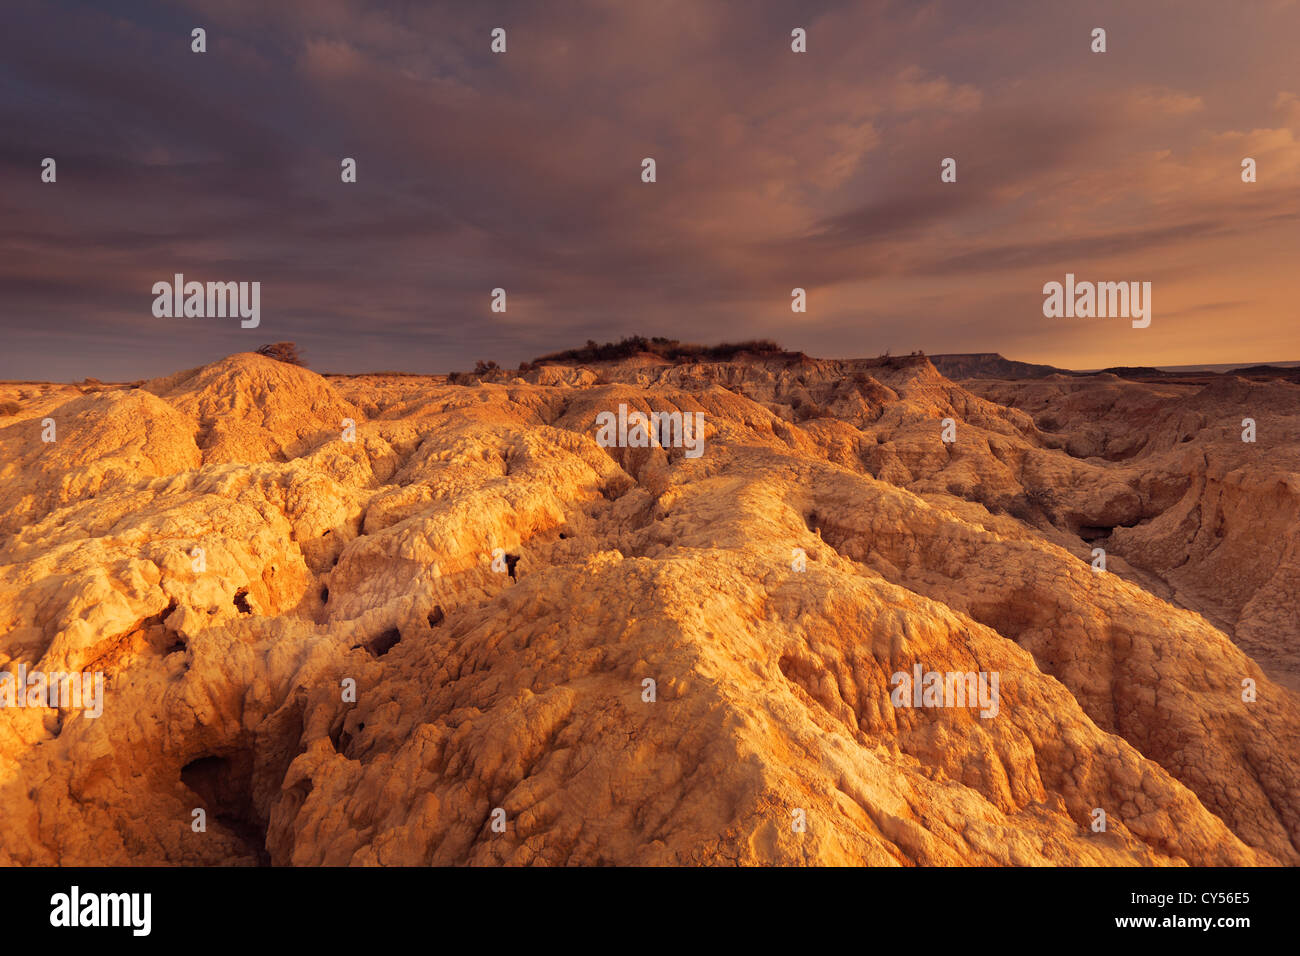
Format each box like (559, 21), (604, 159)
(0, 350), (1296, 866)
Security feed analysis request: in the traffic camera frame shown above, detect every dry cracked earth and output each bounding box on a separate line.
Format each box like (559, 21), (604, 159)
(0, 350), (1297, 866)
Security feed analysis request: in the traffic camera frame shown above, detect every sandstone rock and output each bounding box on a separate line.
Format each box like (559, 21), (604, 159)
(0, 352), (1296, 866)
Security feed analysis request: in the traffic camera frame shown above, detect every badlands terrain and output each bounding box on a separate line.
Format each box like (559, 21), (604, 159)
(0, 346), (1297, 866)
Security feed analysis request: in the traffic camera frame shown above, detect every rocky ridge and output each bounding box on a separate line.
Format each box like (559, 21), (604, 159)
(0, 351), (1296, 866)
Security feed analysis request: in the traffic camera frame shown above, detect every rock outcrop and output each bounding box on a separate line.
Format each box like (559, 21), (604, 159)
(0, 351), (1296, 866)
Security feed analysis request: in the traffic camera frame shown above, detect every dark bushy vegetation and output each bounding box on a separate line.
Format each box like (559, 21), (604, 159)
(256, 342), (306, 366)
(451, 338), (932, 380)
(531, 336), (804, 366)
(872, 350), (929, 370)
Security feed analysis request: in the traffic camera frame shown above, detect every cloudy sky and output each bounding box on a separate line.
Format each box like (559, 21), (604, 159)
(2, 0), (1298, 380)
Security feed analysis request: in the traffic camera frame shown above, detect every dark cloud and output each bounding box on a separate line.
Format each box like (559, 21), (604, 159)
(1, 0), (1299, 380)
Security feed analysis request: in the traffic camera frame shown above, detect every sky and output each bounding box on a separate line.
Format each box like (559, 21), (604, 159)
(1, 0), (1298, 380)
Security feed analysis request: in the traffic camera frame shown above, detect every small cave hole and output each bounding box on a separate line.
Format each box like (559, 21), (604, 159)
(364, 628), (402, 657)
(328, 722), (349, 755)
(181, 752), (269, 865)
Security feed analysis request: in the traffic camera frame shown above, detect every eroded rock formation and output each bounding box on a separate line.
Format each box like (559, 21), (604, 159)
(0, 351), (1296, 865)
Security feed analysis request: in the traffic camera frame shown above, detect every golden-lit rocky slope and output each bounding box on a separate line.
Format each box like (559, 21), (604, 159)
(0, 351), (1296, 866)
